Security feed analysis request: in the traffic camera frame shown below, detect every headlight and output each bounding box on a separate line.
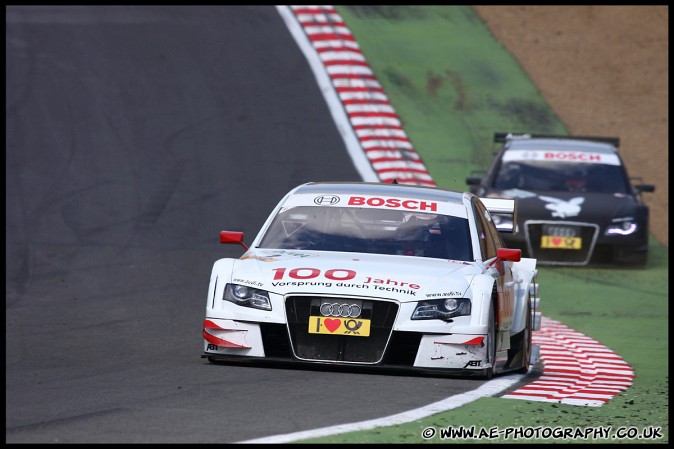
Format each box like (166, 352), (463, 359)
(411, 298), (471, 321)
(605, 218), (638, 236)
(224, 283), (272, 311)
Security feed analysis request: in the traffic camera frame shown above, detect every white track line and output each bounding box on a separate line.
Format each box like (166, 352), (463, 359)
(236, 373), (525, 444)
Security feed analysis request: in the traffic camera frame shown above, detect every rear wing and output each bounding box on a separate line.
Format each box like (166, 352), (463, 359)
(494, 132), (620, 148)
(481, 197), (518, 234)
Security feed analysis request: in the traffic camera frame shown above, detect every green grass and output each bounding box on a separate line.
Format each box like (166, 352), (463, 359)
(334, 5), (566, 190)
(292, 6), (669, 444)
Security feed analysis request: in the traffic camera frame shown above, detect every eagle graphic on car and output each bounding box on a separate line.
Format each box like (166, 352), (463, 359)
(538, 195), (585, 218)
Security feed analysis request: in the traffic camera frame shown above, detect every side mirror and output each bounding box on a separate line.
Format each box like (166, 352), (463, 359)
(466, 176), (482, 186)
(486, 248), (521, 267)
(630, 177), (655, 194)
(635, 183), (655, 193)
(220, 231), (248, 250)
(497, 247), (521, 262)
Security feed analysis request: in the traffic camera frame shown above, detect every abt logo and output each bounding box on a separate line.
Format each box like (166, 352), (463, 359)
(464, 360), (482, 368)
(207, 344), (218, 351)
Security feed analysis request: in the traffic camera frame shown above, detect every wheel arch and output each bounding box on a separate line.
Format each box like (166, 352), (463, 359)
(468, 273), (498, 330)
(510, 258), (539, 334)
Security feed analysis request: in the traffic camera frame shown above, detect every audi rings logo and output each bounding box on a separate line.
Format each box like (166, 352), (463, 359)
(320, 303), (362, 318)
(314, 195), (340, 206)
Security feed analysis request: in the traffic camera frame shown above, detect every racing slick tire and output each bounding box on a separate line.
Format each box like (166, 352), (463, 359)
(481, 303), (497, 380)
(510, 296), (532, 374)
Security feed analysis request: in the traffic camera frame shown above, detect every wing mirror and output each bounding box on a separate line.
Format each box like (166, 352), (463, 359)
(466, 176), (482, 186)
(497, 247), (522, 262)
(220, 231), (248, 250)
(486, 248), (522, 267)
(635, 183), (655, 193)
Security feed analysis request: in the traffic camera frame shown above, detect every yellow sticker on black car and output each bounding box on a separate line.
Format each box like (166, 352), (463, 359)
(541, 235), (582, 250)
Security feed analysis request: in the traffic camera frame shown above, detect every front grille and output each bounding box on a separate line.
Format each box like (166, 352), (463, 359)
(285, 296), (398, 364)
(525, 220), (599, 265)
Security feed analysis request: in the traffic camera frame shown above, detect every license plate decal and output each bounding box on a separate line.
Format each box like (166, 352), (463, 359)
(541, 235), (582, 250)
(308, 316), (371, 337)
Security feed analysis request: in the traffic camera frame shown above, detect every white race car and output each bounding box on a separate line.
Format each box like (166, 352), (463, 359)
(202, 182), (541, 378)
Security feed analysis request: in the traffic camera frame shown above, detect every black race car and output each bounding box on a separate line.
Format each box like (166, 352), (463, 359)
(466, 133), (655, 266)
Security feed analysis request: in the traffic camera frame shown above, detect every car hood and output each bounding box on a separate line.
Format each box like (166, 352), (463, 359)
(229, 249), (477, 303)
(495, 189), (640, 223)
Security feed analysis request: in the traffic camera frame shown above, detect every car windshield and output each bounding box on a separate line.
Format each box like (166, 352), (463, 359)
(493, 161), (631, 194)
(258, 206), (474, 261)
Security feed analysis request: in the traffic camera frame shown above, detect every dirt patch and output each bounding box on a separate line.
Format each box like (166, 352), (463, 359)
(474, 6), (668, 246)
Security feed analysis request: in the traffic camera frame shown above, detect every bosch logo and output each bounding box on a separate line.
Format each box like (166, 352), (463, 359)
(320, 303), (362, 318)
(314, 195), (340, 205)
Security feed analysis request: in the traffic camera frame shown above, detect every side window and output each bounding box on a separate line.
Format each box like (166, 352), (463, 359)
(474, 208), (488, 259)
(473, 200), (498, 260)
(484, 206), (505, 250)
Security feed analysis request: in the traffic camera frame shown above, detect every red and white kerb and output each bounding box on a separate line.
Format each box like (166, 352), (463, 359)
(288, 5), (435, 186)
(502, 316), (635, 407)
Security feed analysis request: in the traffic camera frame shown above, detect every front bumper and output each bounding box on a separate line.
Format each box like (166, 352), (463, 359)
(203, 317), (491, 372)
(505, 220), (648, 266)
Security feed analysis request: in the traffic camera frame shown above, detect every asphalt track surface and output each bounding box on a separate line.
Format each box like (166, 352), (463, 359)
(6, 6), (493, 443)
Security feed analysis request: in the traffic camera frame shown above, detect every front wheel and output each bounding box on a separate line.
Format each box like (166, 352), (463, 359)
(514, 297), (532, 374)
(481, 304), (497, 380)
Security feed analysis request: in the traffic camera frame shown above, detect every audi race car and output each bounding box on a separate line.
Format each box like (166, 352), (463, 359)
(466, 133), (655, 267)
(202, 182), (541, 378)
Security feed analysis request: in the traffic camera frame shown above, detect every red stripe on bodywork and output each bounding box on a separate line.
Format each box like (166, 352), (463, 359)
(463, 336), (485, 345)
(203, 329), (250, 349)
(203, 319), (221, 330)
(434, 336), (484, 346)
